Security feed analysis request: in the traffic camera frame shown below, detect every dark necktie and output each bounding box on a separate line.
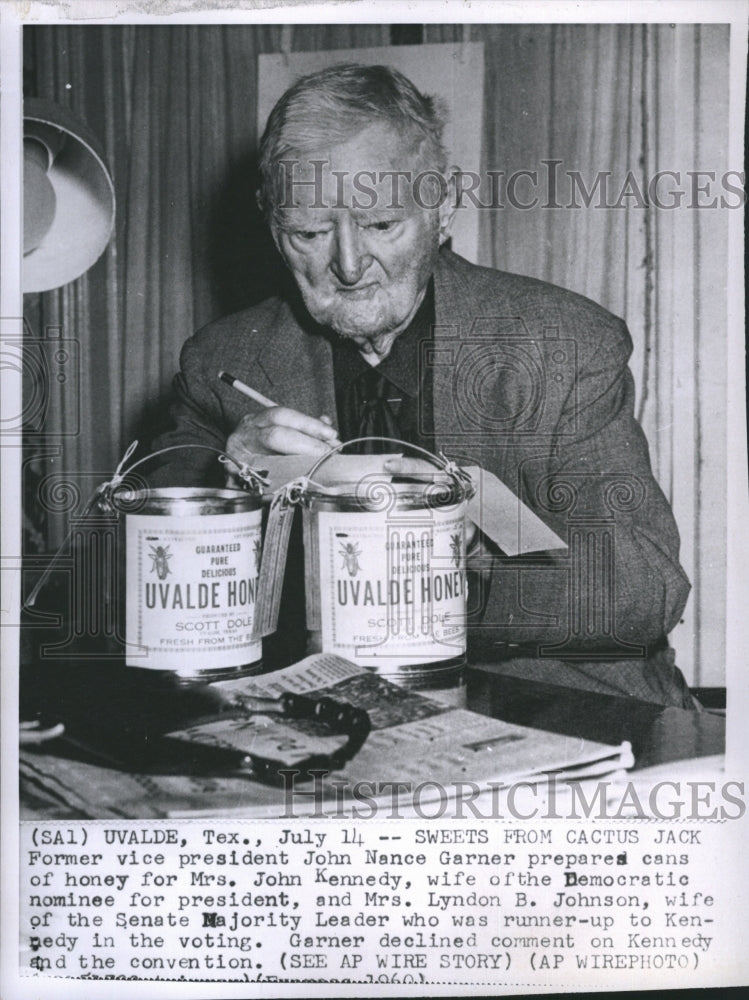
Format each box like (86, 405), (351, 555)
(355, 365), (402, 454)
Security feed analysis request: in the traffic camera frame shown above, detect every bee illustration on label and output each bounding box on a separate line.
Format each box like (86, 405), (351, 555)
(339, 541), (362, 577)
(253, 537), (262, 573)
(450, 533), (462, 568)
(149, 544), (172, 580)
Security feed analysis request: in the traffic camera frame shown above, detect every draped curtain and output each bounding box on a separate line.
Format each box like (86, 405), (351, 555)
(470, 24), (730, 686)
(430, 24), (730, 685)
(24, 23), (731, 683)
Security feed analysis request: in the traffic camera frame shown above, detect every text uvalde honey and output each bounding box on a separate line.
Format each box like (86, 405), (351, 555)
(119, 487), (262, 678)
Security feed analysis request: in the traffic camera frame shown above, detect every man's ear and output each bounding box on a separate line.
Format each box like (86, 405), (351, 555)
(437, 166), (461, 246)
(256, 188), (271, 229)
(259, 192), (284, 257)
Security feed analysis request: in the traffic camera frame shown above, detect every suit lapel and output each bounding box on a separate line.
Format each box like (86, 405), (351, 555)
(246, 301), (337, 420)
(432, 250), (485, 464)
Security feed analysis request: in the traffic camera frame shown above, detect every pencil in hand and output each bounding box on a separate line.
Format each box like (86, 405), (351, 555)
(218, 370), (342, 447)
(218, 370), (277, 409)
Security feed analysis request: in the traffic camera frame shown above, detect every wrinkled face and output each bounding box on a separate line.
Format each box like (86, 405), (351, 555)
(269, 124), (454, 354)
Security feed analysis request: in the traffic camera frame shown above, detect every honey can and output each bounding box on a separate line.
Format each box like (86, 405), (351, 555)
(114, 486), (263, 680)
(299, 459), (474, 695)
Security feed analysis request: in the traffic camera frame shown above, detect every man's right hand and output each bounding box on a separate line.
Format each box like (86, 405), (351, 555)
(225, 407), (341, 464)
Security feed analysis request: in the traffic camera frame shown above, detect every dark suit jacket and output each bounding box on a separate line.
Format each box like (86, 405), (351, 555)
(153, 248), (690, 665)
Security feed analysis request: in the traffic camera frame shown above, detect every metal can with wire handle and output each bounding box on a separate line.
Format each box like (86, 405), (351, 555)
(79, 440), (269, 681)
(111, 485), (264, 680)
(298, 439), (474, 698)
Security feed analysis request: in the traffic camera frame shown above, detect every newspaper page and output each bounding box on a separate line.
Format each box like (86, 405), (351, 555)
(2, 2), (748, 997)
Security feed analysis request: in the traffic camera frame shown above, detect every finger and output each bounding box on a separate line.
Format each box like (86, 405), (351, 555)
(258, 424), (334, 456)
(318, 416), (343, 440)
(254, 406), (340, 442)
(318, 416), (344, 447)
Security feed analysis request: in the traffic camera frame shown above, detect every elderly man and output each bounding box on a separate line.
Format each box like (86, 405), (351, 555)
(153, 64), (693, 706)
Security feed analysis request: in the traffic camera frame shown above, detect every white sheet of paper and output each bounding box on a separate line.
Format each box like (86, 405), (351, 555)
(253, 453), (400, 493)
(464, 465), (567, 556)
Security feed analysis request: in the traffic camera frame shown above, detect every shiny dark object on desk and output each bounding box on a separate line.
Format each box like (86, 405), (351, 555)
(21, 659), (371, 784)
(467, 663), (725, 768)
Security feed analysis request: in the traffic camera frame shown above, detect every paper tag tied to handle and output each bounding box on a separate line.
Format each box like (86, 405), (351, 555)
(463, 465), (567, 556)
(253, 480), (305, 638)
(302, 503), (321, 632)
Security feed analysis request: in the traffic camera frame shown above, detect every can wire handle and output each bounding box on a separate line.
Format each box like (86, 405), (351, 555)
(23, 440), (266, 610)
(303, 436), (465, 483)
(99, 441), (269, 505)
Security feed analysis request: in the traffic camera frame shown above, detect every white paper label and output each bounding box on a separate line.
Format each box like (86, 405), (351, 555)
(316, 504), (467, 668)
(125, 510), (262, 673)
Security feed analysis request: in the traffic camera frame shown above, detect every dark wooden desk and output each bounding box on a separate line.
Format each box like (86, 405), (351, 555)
(20, 657), (725, 823)
(22, 657), (725, 770)
(466, 662), (725, 770)
(22, 577), (724, 774)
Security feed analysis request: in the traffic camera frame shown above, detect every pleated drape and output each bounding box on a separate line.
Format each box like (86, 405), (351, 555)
(469, 23), (730, 683)
(24, 23), (732, 682)
(645, 25), (730, 685)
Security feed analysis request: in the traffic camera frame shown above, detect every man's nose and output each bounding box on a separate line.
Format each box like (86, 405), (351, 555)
(331, 219), (370, 285)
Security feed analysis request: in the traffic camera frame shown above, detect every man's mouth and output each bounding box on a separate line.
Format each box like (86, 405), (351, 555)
(336, 282), (379, 297)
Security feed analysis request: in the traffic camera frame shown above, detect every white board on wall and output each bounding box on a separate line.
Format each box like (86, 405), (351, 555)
(257, 43), (485, 263)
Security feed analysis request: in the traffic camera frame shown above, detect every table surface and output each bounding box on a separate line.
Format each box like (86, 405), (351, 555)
(19, 658), (725, 819)
(466, 663), (725, 771)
